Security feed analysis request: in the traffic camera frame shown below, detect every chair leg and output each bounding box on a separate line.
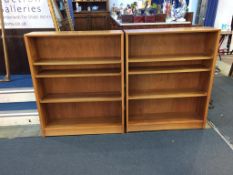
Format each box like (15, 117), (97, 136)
(229, 63), (233, 77)
(219, 54), (222, 61)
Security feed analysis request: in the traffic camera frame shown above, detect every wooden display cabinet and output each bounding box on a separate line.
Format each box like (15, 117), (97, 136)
(24, 30), (124, 136)
(125, 27), (220, 132)
(74, 12), (110, 31)
(74, 0), (110, 31)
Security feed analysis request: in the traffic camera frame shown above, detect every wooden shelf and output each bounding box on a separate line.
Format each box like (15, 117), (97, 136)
(128, 112), (203, 131)
(40, 92), (122, 103)
(129, 89), (207, 100)
(45, 116), (122, 136)
(34, 57), (121, 66)
(36, 69), (121, 78)
(47, 116), (121, 128)
(128, 65), (210, 75)
(128, 55), (212, 63)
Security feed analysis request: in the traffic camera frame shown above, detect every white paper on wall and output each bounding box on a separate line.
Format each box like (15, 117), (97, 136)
(1, 0), (54, 29)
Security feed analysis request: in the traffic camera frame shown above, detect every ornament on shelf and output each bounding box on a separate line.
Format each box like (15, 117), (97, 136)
(173, 0), (188, 21)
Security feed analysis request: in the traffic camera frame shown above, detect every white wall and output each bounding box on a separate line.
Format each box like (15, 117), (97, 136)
(215, 0), (233, 50)
(215, 0), (233, 29)
(188, 0), (199, 23)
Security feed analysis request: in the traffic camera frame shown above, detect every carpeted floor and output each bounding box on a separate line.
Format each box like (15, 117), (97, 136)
(208, 75), (233, 145)
(0, 130), (232, 175)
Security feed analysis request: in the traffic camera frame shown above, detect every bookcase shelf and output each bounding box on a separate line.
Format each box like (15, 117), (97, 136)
(129, 89), (207, 100)
(125, 27), (220, 132)
(45, 116), (122, 136)
(128, 65), (211, 75)
(36, 68), (121, 78)
(128, 55), (212, 63)
(40, 92), (122, 103)
(25, 30), (124, 136)
(34, 57), (121, 66)
(128, 112), (203, 131)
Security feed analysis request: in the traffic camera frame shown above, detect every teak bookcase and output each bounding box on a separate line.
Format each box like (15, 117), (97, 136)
(24, 31), (124, 136)
(125, 27), (220, 132)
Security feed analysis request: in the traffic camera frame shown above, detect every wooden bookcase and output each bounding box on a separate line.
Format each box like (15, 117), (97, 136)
(24, 31), (124, 136)
(125, 27), (220, 132)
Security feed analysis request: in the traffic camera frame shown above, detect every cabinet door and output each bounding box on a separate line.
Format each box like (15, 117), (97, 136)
(75, 16), (91, 31)
(91, 15), (110, 30)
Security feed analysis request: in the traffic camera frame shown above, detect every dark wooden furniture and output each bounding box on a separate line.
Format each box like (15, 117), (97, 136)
(122, 14), (167, 23)
(0, 29), (54, 74)
(111, 18), (192, 30)
(74, 11), (110, 31)
(218, 16), (233, 60)
(184, 12), (194, 23)
(219, 31), (233, 60)
(24, 30), (124, 136)
(229, 63), (233, 77)
(125, 27), (220, 132)
(111, 12), (193, 30)
(74, 0), (110, 31)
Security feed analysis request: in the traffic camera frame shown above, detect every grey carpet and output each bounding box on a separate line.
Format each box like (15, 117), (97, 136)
(0, 130), (232, 175)
(208, 75), (233, 144)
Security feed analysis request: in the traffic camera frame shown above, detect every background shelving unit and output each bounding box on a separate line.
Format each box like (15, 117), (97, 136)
(25, 31), (124, 136)
(74, 0), (110, 31)
(125, 27), (220, 132)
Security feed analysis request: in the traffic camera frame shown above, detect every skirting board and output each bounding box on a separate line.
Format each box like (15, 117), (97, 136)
(0, 110), (39, 126)
(0, 88), (35, 103)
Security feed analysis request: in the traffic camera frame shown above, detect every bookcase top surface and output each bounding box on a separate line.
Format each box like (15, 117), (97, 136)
(25, 30), (123, 37)
(124, 27), (220, 35)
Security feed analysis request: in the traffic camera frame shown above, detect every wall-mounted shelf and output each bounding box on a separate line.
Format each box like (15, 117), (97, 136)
(25, 31), (124, 136)
(125, 27), (220, 132)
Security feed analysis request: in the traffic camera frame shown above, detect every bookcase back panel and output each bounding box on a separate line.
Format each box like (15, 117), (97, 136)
(40, 77), (121, 95)
(128, 33), (214, 57)
(26, 38), (40, 61)
(205, 32), (219, 55)
(129, 72), (209, 93)
(39, 64), (121, 70)
(129, 60), (211, 67)
(34, 36), (121, 59)
(44, 102), (122, 121)
(129, 98), (205, 117)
